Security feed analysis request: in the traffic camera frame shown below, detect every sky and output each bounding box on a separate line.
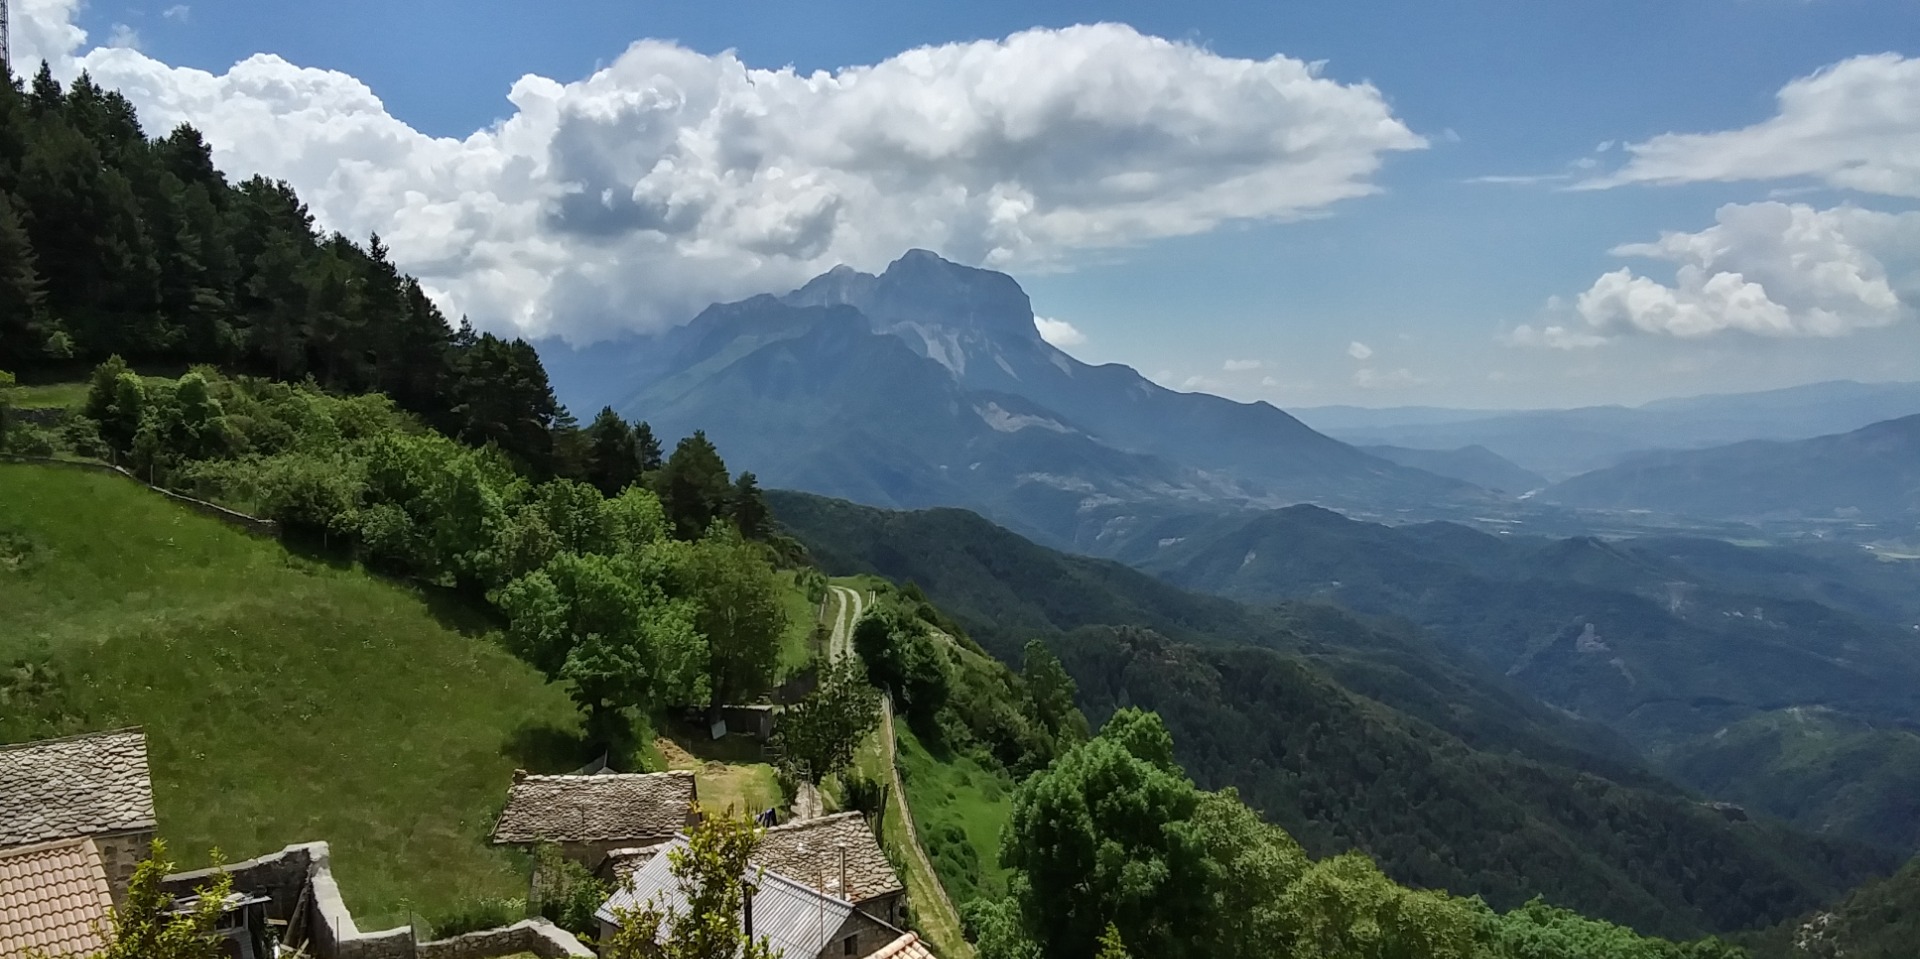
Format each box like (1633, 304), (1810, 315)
(9, 0), (1920, 409)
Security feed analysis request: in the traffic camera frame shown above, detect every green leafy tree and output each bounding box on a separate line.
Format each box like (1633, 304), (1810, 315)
(0, 370), (15, 448)
(100, 370), (149, 455)
(1093, 924), (1133, 959)
(853, 607), (951, 723)
(604, 812), (781, 959)
(498, 551), (704, 749)
(95, 839), (231, 959)
(1002, 709), (1213, 959)
(658, 430), (732, 539)
(1022, 639), (1089, 748)
(684, 529), (787, 709)
(770, 658), (880, 786)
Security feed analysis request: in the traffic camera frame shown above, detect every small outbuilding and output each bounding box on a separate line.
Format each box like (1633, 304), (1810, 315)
(0, 728), (156, 902)
(490, 769), (701, 871)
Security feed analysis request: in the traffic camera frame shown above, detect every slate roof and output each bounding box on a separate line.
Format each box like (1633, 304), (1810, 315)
(0, 730), (155, 848)
(754, 814), (902, 905)
(0, 838), (117, 959)
(873, 932), (938, 959)
(597, 839), (856, 959)
(491, 770), (697, 844)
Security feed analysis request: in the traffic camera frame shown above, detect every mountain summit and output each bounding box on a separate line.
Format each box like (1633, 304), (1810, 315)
(552, 251), (1482, 549)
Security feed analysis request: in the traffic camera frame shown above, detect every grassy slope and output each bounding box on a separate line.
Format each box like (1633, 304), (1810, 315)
(891, 724), (1012, 908)
(0, 463), (586, 930)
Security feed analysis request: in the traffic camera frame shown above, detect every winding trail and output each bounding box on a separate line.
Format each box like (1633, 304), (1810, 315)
(794, 585), (869, 821)
(878, 693), (970, 957)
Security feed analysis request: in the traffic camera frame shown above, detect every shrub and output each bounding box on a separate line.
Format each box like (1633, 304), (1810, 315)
(430, 896), (526, 939)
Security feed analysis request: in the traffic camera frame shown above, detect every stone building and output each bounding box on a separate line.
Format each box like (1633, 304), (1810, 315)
(489, 770), (700, 871)
(0, 728), (156, 901)
(0, 837), (118, 959)
(595, 837), (914, 959)
(753, 813), (906, 929)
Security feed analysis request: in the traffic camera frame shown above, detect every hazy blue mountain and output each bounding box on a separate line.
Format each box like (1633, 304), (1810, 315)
(1079, 501), (1920, 851)
(1358, 443), (1547, 493)
(542, 250), (1482, 546)
(1297, 381), (1920, 479)
(1546, 414), (1920, 522)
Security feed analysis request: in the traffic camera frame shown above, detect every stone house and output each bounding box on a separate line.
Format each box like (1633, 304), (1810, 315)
(0, 837), (119, 959)
(753, 813), (906, 930)
(489, 770), (700, 872)
(0, 728), (156, 902)
(595, 837), (914, 959)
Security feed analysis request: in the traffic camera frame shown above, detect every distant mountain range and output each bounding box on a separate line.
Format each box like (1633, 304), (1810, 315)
(1357, 444), (1546, 493)
(1297, 380), (1920, 479)
(541, 250), (1483, 547)
(1544, 414), (1920, 523)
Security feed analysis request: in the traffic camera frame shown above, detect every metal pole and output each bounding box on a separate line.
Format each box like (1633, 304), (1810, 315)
(2, 0), (12, 81)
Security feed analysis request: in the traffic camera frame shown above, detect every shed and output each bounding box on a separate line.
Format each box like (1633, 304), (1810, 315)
(490, 770), (700, 870)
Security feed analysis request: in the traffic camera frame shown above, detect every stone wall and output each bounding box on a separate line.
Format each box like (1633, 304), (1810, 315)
(415, 919), (592, 959)
(0, 454), (280, 537)
(166, 842), (590, 959)
(830, 908), (904, 959)
(93, 829), (156, 904)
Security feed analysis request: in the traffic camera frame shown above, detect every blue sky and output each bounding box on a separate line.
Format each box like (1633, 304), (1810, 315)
(23, 0), (1920, 408)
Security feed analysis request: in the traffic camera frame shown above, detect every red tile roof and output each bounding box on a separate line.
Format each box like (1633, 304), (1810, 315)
(0, 838), (116, 958)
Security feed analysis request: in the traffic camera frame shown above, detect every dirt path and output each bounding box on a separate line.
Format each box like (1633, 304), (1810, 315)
(794, 585), (870, 821)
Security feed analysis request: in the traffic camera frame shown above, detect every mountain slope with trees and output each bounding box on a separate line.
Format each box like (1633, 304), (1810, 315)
(767, 490), (1892, 938)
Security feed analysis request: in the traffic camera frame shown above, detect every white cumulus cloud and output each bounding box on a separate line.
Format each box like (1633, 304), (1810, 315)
(1346, 340), (1373, 360)
(1575, 202), (1920, 340)
(1033, 316), (1087, 347)
(1585, 53), (1920, 198)
(1222, 358), (1262, 371)
(18, 4), (1425, 341)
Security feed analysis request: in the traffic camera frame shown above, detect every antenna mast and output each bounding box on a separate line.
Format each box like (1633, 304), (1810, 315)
(1, 0), (12, 79)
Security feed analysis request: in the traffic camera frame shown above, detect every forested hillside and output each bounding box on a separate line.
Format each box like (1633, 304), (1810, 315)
(0, 63), (569, 477)
(768, 491), (1893, 939)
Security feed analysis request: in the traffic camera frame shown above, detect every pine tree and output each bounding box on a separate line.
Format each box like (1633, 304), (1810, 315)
(0, 192), (49, 366)
(587, 406), (641, 496)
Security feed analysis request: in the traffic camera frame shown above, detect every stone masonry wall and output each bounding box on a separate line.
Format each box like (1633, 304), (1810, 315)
(93, 829), (156, 904)
(415, 919), (593, 959)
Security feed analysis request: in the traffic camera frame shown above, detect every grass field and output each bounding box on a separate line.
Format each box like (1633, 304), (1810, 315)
(776, 569), (825, 676)
(891, 725), (1013, 908)
(0, 463), (588, 931)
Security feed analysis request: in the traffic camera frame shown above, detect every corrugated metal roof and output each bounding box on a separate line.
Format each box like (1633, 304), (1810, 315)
(597, 839), (853, 959)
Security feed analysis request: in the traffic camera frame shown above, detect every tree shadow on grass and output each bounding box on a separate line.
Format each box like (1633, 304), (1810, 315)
(502, 721), (596, 774)
(415, 584), (503, 639)
(658, 715), (768, 765)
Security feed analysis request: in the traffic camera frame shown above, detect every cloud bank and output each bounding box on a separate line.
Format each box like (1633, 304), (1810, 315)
(18, 5), (1423, 341)
(1585, 53), (1920, 198)
(1522, 202), (1920, 347)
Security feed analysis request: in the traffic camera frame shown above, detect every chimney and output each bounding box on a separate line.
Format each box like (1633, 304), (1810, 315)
(837, 843), (849, 903)
(743, 882), (756, 943)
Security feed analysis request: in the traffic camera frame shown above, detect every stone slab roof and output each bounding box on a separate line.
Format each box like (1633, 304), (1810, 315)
(491, 771), (697, 844)
(0, 838), (117, 959)
(874, 932), (938, 959)
(0, 730), (155, 848)
(755, 813), (902, 905)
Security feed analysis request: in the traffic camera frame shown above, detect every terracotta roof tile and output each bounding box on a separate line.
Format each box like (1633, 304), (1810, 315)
(754, 813), (902, 905)
(873, 932), (937, 959)
(0, 730), (155, 848)
(491, 771), (697, 844)
(0, 838), (117, 959)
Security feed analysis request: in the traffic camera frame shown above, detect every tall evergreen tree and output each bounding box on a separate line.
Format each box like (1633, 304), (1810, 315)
(634, 420), (664, 473)
(587, 406), (642, 496)
(0, 192), (49, 366)
(658, 431), (732, 539)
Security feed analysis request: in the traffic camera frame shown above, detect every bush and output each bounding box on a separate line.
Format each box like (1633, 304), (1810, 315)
(430, 896), (526, 939)
(531, 845), (610, 939)
(4, 423), (56, 456)
(60, 415), (105, 458)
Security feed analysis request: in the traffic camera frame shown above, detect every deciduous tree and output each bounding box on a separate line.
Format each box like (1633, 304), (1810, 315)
(770, 658), (879, 786)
